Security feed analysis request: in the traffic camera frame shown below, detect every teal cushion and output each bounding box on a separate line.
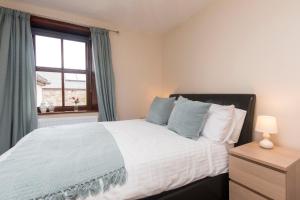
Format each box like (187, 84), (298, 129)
(146, 97), (175, 125)
(167, 97), (211, 140)
(176, 96), (189, 104)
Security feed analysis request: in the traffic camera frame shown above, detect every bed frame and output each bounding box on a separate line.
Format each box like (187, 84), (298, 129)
(142, 94), (256, 200)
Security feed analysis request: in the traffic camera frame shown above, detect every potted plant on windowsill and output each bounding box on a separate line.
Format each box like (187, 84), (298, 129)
(71, 97), (80, 112)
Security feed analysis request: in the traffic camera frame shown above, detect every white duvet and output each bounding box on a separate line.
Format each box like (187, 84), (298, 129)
(0, 119), (230, 200)
(90, 119), (230, 200)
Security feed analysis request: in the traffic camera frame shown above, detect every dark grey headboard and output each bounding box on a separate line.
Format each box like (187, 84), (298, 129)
(169, 94), (256, 147)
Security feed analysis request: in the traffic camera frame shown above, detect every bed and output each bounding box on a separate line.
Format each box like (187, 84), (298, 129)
(143, 94), (256, 200)
(0, 94), (256, 200)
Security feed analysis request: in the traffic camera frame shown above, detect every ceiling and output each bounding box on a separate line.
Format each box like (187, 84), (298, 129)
(11, 0), (212, 33)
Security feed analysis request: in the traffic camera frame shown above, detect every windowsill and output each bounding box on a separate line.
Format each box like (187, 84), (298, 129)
(38, 111), (98, 119)
(38, 111), (98, 128)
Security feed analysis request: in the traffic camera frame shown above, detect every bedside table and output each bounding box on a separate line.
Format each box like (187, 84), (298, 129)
(229, 142), (300, 200)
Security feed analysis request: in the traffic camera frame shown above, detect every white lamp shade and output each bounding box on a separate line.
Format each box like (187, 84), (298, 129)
(255, 115), (278, 134)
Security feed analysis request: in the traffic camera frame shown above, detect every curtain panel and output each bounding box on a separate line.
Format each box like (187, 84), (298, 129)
(0, 7), (37, 154)
(90, 28), (117, 121)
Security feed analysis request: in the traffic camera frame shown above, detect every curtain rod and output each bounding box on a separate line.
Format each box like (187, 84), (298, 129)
(107, 29), (119, 34)
(30, 16), (120, 35)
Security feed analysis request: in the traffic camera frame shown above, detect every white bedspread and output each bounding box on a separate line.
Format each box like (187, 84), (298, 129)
(89, 119), (230, 200)
(0, 119), (230, 200)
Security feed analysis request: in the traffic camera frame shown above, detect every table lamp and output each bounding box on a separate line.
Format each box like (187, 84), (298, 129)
(255, 115), (278, 149)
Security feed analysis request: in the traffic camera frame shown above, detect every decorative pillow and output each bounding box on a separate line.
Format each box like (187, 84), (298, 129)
(146, 97), (175, 125)
(177, 96), (189, 103)
(167, 97), (211, 140)
(225, 108), (247, 144)
(202, 104), (235, 142)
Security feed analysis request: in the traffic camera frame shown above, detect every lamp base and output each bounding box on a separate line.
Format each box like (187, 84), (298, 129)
(259, 138), (274, 149)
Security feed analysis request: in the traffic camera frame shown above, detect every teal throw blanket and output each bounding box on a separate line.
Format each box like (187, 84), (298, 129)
(0, 123), (127, 200)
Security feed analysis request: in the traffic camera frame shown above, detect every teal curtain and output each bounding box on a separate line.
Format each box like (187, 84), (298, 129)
(0, 7), (37, 154)
(90, 28), (116, 121)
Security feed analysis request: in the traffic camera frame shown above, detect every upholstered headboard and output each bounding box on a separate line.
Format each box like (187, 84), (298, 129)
(169, 94), (256, 147)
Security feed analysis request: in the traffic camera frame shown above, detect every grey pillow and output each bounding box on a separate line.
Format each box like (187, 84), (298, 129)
(176, 96), (189, 104)
(167, 97), (211, 140)
(146, 97), (175, 125)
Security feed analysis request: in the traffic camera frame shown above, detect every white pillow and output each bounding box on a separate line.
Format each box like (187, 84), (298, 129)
(225, 108), (247, 144)
(202, 104), (235, 142)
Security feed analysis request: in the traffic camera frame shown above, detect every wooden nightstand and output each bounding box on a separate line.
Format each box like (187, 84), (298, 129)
(229, 142), (300, 200)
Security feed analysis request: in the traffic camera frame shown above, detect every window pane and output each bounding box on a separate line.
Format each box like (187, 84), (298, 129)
(36, 72), (62, 107)
(35, 35), (61, 68)
(64, 73), (87, 106)
(63, 40), (86, 70)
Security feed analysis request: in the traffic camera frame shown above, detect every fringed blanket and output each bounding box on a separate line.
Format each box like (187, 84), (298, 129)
(0, 123), (127, 200)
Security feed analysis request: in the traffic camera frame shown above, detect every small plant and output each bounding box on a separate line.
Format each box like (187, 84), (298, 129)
(71, 97), (80, 112)
(71, 97), (80, 105)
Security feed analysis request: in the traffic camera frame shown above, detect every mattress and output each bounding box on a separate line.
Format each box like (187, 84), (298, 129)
(0, 119), (230, 200)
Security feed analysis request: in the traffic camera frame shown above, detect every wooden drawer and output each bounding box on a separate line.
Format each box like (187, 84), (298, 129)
(230, 181), (267, 200)
(229, 155), (286, 200)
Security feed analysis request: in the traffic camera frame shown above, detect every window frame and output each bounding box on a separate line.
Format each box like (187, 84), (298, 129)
(32, 27), (95, 113)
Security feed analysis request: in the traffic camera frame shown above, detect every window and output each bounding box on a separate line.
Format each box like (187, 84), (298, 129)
(32, 24), (97, 113)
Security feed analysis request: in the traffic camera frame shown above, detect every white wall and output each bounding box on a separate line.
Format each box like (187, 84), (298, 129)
(0, 1), (163, 120)
(111, 32), (162, 119)
(163, 0), (300, 150)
